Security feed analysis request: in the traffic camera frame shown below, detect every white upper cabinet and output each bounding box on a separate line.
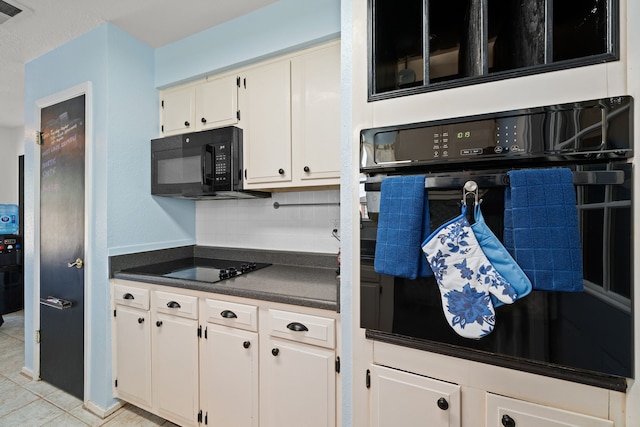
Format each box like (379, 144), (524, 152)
(239, 59), (292, 186)
(194, 75), (239, 131)
(161, 85), (197, 135)
(291, 42), (341, 185)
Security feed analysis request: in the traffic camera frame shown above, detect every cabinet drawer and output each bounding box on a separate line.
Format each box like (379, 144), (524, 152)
(202, 298), (258, 332)
(114, 284), (149, 311)
(153, 290), (198, 319)
(486, 393), (613, 427)
(267, 309), (335, 349)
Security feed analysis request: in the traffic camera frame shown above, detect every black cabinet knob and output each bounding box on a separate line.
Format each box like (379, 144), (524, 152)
(243, 341), (251, 349)
(184, 121), (190, 127)
(156, 320), (163, 327)
(201, 117), (207, 123)
(137, 317), (144, 324)
(437, 397), (449, 410)
(502, 414), (516, 427)
(272, 348), (280, 356)
(278, 168), (285, 175)
(303, 166), (310, 172)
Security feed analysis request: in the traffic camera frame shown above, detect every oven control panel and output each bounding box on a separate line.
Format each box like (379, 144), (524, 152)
(360, 96), (632, 171)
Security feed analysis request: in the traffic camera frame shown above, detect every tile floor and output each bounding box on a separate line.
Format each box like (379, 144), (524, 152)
(0, 311), (178, 427)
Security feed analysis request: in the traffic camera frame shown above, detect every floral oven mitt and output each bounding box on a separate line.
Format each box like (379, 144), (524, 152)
(421, 206), (517, 339)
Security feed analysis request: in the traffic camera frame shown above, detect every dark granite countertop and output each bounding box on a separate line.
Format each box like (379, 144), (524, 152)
(110, 246), (340, 312)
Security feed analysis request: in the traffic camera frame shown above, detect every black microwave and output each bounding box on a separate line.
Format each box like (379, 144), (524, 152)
(151, 126), (270, 200)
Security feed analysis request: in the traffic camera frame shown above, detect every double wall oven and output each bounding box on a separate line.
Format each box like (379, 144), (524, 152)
(360, 96), (633, 391)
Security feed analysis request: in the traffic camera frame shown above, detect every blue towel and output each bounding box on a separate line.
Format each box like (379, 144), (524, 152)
(374, 175), (432, 279)
(504, 168), (583, 292)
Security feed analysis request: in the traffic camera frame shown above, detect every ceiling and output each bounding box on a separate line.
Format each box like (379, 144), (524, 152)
(0, 0), (278, 129)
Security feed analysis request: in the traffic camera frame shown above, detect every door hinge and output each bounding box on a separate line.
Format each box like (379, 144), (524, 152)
(36, 131), (43, 145)
(198, 325), (202, 338)
(204, 327), (208, 339)
(366, 369), (371, 389)
(35, 330), (41, 344)
(115, 379), (118, 388)
(243, 77), (246, 89)
(198, 410), (203, 423)
(161, 100), (164, 108)
(113, 309), (117, 317)
(236, 76), (241, 87)
(205, 412), (208, 425)
(236, 110), (241, 121)
(335, 356), (341, 373)
(161, 125), (164, 133)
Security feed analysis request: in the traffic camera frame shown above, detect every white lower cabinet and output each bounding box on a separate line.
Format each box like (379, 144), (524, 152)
(152, 291), (200, 427)
(112, 280), (340, 427)
(200, 298), (259, 427)
(486, 393), (613, 427)
(368, 365), (461, 427)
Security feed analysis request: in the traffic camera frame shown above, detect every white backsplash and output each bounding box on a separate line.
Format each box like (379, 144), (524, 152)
(196, 189), (341, 254)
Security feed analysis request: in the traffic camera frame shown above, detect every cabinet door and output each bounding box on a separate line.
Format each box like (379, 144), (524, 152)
(369, 365), (460, 427)
(152, 312), (199, 427)
(263, 336), (335, 427)
(486, 393), (613, 427)
(161, 86), (196, 135)
(195, 75), (239, 131)
(240, 60), (292, 186)
(291, 43), (341, 184)
(113, 305), (152, 408)
(200, 323), (258, 427)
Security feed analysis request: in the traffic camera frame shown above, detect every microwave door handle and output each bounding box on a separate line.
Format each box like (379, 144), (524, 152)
(202, 144), (214, 187)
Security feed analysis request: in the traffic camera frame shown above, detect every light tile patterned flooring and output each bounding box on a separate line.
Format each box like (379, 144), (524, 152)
(0, 311), (178, 427)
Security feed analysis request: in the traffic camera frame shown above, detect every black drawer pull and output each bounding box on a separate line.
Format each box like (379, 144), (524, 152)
(138, 317), (144, 324)
(156, 321), (163, 327)
(502, 415), (516, 427)
(437, 397), (449, 410)
(286, 322), (309, 332)
(167, 301), (181, 309)
(220, 310), (237, 319)
(243, 341), (251, 349)
(272, 348), (280, 356)
(123, 293), (134, 300)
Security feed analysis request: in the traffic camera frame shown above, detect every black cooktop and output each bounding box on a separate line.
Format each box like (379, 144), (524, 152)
(121, 257), (271, 284)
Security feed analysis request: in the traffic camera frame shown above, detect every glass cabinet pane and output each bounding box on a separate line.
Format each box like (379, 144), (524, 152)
(552, 0), (608, 61)
(372, 0), (424, 93)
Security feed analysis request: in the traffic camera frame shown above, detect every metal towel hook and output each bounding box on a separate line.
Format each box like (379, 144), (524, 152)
(462, 180), (479, 206)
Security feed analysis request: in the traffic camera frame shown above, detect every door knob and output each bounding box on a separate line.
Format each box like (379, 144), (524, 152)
(67, 258), (84, 269)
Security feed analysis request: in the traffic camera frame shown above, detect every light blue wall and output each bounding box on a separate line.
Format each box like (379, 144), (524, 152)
(23, 24), (195, 410)
(155, 0), (340, 87)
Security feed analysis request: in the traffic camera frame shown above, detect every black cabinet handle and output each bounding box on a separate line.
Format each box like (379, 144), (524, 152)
(167, 301), (181, 309)
(138, 317), (144, 324)
(243, 341), (251, 349)
(123, 293), (134, 300)
(220, 310), (237, 319)
(201, 117), (207, 123)
(303, 166), (310, 172)
(272, 348), (280, 356)
(437, 397), (449, 410)
(278, 168), (285, 175)
(501, 415), (515, 427)
(286, 322), (309, 332)
(156, 320), (163, 327)
(184, 121), (190, 127)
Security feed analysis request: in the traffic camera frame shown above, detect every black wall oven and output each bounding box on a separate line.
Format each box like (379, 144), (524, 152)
(360, 96), (633, 391)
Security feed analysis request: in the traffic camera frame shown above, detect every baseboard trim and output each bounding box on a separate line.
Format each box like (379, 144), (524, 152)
(20, 366), (36, 380)
(84, 399), (125, 419)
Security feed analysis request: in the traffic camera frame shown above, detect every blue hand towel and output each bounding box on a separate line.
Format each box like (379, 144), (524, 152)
(504, 168), (583, 292)
(374, 175), (432, 279)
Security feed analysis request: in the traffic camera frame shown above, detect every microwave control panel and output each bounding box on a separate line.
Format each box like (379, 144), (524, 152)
(211, 141), (232, 190)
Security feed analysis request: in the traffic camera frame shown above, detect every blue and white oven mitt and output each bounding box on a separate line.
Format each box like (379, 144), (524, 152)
(422, 206), (518, 339)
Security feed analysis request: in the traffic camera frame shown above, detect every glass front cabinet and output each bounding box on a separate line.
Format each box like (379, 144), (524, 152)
(369, 0), (619, 99)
